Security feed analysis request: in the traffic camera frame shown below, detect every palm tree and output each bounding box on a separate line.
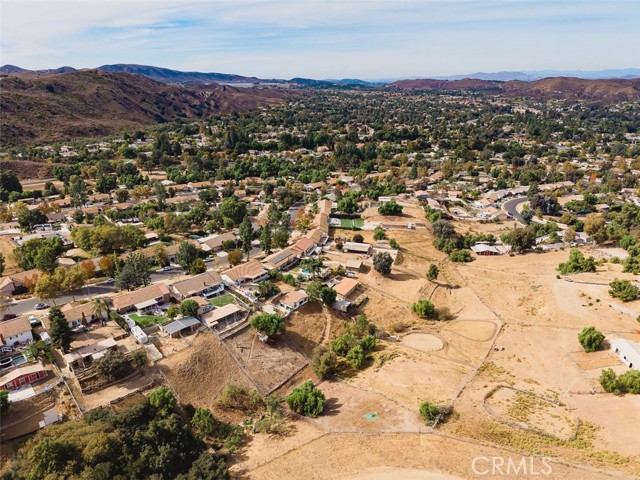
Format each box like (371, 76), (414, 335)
(91, 298), (110, 324)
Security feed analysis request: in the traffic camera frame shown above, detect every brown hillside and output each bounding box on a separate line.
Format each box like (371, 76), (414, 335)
(389, 76), (640, 103)
(0, 70), (286, 146)
(389, 78), (502, 91)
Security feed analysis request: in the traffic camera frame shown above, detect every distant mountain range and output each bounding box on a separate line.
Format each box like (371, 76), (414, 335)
(388, 77), (640, 103)
(428, 68), (640, 82)
(2, 64), (638, 86)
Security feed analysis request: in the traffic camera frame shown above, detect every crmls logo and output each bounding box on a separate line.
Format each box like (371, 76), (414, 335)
(471, 456), (553, 476)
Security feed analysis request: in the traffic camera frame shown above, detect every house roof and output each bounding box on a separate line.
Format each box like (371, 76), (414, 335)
(343, 242), (372, 253)
(170, 271), (223, 297)
(290, 237), (315, 256)
(333, 278), (359, 298)
(0, 364), (45, 386)
(200, 232), (236, 251)
(263, 248), (297, 269)
(279, 290), (308, 307)
(63, 337), (117, 364)
(112, 284), (170, 311)
(161, 317), (201, 335)
(202, 304), (243, 324)
(222, 260), (266, 283)
(58, 302), (102, 324)
(0, 316), (31, 340)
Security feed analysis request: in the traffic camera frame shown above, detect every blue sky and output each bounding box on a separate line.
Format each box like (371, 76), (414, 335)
(1, 0), (639, 79)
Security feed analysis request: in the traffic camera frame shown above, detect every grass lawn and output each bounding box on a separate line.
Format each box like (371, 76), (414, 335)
(129, 313), (167, 327)
(339, 218), (364, 229)
(209, 294), (236, 307)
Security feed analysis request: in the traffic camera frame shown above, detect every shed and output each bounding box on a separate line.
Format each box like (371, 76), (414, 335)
(610, 338), (640, 370)
(160, 317), (201, 338)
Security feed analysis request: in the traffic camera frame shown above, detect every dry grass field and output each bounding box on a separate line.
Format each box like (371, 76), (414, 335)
(154, 208), (639, 478)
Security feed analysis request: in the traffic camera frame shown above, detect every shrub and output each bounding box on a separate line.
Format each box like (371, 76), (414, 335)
(600, 369), (640, 395)
(412, 299), (436, 319)
(352, 234), (364, 243)
(426, 264), (439, 281)
(360, 335), (377, 352)
(148, 386), (177, 416)
(373, 226), (386, 241)
(578, 326), (604, 353)
(389, 238), (399, 249)
(419, 400), (440, 423)
(346, 345), (366, 369)
(449, 249), (473, 263)
(286, 381), (325, 417)
(311, 346), (338, 379)
(331, 333), (358, 356)
(95, 350), (131, 381)
(557, 249), (597, 274)
(609, 279), (639, 302)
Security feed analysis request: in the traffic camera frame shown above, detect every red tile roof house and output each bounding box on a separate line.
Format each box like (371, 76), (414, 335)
(0, 364), (47, 391)
(0, 317), (34, 347)
(111, 284), (171, 314)
(333, 278), (360, 300)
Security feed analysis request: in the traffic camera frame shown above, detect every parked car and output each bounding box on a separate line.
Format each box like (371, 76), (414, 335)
(1, 313), (17, 321)
(157, 266), (172, 273)
(0, 346), (13, 354)
(34, 303), (50, 310)
(0, 357), (13, 367)
(204, 257), (214, 263)
(40, 332), (52, 345)
(104, 278), (116, 285)
(28, 315), (41, 326)
(345, 272), (357, 279)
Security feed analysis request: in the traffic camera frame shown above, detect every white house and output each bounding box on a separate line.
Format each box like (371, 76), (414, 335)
(278, 290), (309, 312)
(610, 338), (640, 370)
(0, 317), (33, 347)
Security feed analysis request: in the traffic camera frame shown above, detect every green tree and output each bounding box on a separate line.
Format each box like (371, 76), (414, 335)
(49, 307), (72, 353)
(286, 381), (325, 418)
(189, 258), (207, 275)
(117, 252), (151, 289)
(250, 312), (284, 337)
(218, 196), (247, 226)
(373, 251), (393, 275)
(373, 226), (386, 241)
(227, 249), (243, 266)
(378, 200), (403, 216)
(320, 287), (337, 305)
(300, 257), (323, 278)
(311, 346), (337, 379)
(419, 401), (440, 423)
(432, 220), (456, 239)
(0, 170), (23, 201)
(91, 298), (110, 321)
(191, 407), (218, 438)
(412, 299), (436, 319)
(609, 279), (639, 302)
(34, 270), (63, 304)
(95, 350), (131, 381)
(558, 249), (597, 274)
(337, 196), (358, 213)
(62, 265), (86, 299)
(148, 386), (177, 416)
(180, 299), (200, 318)
(257, 280), (280, 299)
(28, 340), (54, 363)
(449, 249), (473, 262)
(426, 264), (439, 282)
(239, 216), (254, 259)
(0, 389), (9, 414)
(260, 223), (272, 254)
(352, 233), (364, 243)
(176, 242), (201, 271)
(0, 252), (5, 276)
(500, 227), (536, 253)
(346, 345), (366, 369)
(272, 229), (290, 249)
(69, 175), (87, 208)
(305, 280), (323, 302)
(578, 326), (605, 353)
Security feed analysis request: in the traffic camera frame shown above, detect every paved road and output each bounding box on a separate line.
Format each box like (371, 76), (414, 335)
(501, 196), (529, 222)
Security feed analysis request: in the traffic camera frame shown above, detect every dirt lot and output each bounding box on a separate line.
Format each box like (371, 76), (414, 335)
(226, 326), (308, 394)
(158, 331), (253, 410)
(0, 236), (20, 276)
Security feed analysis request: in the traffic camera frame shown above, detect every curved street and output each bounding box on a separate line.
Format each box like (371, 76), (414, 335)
(501, 196), (529, 223)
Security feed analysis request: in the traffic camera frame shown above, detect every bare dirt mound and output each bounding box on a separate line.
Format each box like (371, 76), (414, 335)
(158, 332), (252, 408)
